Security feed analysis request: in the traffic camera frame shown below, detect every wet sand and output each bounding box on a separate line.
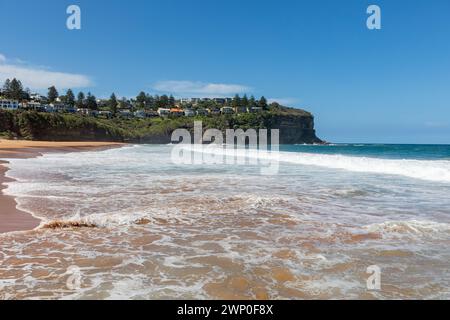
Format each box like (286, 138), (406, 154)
(0, 139), (125, 234)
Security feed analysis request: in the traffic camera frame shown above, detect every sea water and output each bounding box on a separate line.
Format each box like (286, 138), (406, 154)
(1, 144), (450, 299)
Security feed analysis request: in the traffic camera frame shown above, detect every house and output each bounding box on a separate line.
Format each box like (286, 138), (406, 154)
(77, 108), (98, 117)
(0, 99), (20, 110)
(184, 108), (196, 117)
(196, 108), (208, 116)
(134, 110), (159, 118)
(213, 98), (227, 105)
(22, 101), (45, 112)
(145, 110), (159, 118)
(157, 108), (171, 117)
(134, 110), (146, 118)
(207, 108), (221, 115)
(99, 110), (112, 119)
(51, 103), (76, 113)
(220, 106), (234, 114)
(179, 98), (192, 104)
(170, 108), (184, 117)
(29, 93), (46, 102)
(233, 106), (248, 114)
(247, 106), (262, 113)
(190, 98), (201, 105)
(44, 105), (55, 113)
(118, 109), (133, 118)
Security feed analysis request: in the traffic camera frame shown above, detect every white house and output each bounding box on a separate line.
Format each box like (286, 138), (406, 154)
(22, 101), (43, 111)
(51, 103), (76, 113)
(29, 93), (46, 102)
(248, 106), (262, 113)
(184, 108), (196, 117)
(157, 108), (171, 117)
(220, 106), (234, 114)
(0, 99), (20, 110)
(118, 109), (133, 118)
(196, 108), (208, 116)
(134, 110), (146, 118)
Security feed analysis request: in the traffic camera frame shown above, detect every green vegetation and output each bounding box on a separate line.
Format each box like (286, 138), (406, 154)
(0, 105), (319, 144)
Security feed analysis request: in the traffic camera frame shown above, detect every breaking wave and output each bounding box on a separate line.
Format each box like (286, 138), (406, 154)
(183, 145), (450, 183)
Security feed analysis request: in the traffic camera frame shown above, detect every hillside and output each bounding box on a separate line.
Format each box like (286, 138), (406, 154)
(0, 106), (323, 144)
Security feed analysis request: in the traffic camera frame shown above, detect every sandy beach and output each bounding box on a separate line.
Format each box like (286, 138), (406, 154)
(0, 139), (124, 234)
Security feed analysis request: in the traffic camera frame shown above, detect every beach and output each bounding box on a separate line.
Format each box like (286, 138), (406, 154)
(0, 139), (124, 234)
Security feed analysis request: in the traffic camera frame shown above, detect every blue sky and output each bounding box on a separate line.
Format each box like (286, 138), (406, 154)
(1, 0), (449, 143)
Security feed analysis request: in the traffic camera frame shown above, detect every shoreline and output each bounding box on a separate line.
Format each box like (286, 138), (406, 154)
(0, 139), (125, 234)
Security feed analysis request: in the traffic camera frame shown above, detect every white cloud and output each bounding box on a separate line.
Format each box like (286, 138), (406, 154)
(0, 53), (92, 90)
(153, 80), (251, 97)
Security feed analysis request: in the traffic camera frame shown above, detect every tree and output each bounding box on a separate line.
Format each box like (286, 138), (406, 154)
(47, 86), (59, 103)
(2, 79), (11, 97)
(169, 95), (176, 107)
(66, 89), (75, 107)
(249, 95), (256, 108)
(119, 97), (129, 110)
(145, 94), (155, 109)
(156, 95), (169, 108)
(241, 94), (249, 108)
(109, 93), (118, 116)
(85, 92), (98, 110)
(258, 96), (268, 110)
(3, 78), (25, 100)
(22, 87), (31, 101)
(76, 92), (85, 108)
(231, 94), (241, 108)
(136, 91), (147, 108)
(161, 95), (169, 106)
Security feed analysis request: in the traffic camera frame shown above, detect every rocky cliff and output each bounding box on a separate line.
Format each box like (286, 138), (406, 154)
(0, 107), (323, 144)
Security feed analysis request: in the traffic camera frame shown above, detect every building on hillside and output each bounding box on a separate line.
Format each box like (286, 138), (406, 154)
(157, 108), (171, 117)
(99, 110), (112, 119)
(190, 98), (201, 105)
(213, 98), (227, 105)
(233, 106), (247, 114)
(220, 106), (234, 114)
(77, 108), (98, 117)
(184, 108), (196, 117)
(0, 99), (20, 110)
(22, 101), (45, 112)
(118, 109), (133, 118)
(196, 108), (208, 116)
(134, 110), (146, 118)
(247, 106), (263, 113)
(170, 108), (184, 117)
(207, 108), (221, 115)
(179, 98), (192, 104)
(29, 93), (47, 102)
(51, 103), (76, 113)
(145, 110), (159, 118)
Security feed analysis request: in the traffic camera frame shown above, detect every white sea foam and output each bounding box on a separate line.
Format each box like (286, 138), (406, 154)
(182, 145), (450, 183)
(365, 220), (450, 239)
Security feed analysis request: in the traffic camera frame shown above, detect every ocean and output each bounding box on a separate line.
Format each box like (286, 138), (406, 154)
(1, 143), (450, 299)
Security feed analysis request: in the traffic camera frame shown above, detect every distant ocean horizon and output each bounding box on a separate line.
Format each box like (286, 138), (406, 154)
(1, 143), (449, 299)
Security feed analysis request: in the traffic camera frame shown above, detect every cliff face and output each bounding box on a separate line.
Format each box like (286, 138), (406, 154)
(271, 114), (322, 144)
(0, 108), (323, 144)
